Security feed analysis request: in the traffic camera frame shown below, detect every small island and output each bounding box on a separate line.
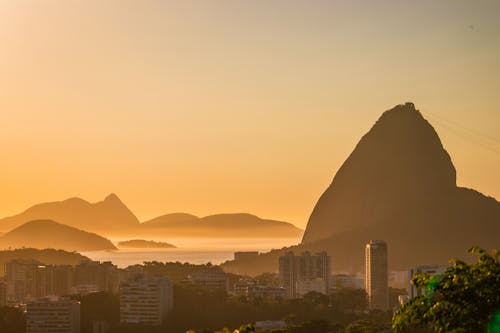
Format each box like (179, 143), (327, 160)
(117, 239), (176, 249)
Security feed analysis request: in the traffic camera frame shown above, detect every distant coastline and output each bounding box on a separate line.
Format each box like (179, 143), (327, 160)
(117, 239), (176, 249)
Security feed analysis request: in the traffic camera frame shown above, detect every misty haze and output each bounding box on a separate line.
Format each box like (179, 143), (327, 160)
(0, 2), (498, 333)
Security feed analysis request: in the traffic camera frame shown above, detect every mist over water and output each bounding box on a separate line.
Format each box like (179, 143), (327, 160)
(81, 237), (301, 268)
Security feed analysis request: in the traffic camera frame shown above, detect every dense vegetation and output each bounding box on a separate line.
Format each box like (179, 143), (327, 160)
(95, 285), (391, 333)
(0, 306), (25, 333)
(393, 247), (500, 333)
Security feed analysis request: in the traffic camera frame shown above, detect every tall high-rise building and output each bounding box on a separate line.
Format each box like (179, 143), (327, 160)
(51, 265), (74, 296)
(279, 251), (330, 298)
(6, 262), (76, 303)
(26, 296), (80, 333)
(120, 275), (173, 326)
(5, 259), (40, 303)
(74, 261), (119, 294)
(365, 240), (389, 310)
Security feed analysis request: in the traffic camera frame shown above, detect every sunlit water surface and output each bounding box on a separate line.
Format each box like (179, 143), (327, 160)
(81, 237), (301, 268)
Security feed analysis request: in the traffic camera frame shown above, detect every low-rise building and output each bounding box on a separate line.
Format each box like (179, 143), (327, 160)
(296, 277), (328, 297)
(329, 274), (364, 292)
(249, 286), (287, 300)
(188, 271), (229, 292)
(234, 277), (256, 296)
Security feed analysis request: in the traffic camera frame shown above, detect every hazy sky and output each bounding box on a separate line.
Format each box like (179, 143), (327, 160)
(1, 0), (499, 227)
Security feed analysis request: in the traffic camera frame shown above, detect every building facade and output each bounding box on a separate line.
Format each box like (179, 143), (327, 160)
(329, 274), (364, 292)
(188, 271), (229, 292)
(365, 240), (389, 311)
(5, 259), (40, 303)
(278, 251), (331, 298)
(26, 296), (80, 333)
(0, 280), (6, 306)
(120, 275), (173, 326)
(74, 261), (119, 294)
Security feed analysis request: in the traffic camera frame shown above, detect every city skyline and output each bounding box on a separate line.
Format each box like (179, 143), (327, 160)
(1, 1), (500, 228)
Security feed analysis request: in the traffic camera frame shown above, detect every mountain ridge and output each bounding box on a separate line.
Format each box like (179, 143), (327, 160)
(141, 212), (303, 238)
(0, 194), (140, 235)
(221, 103), (500, 276)
(0, 197), (303, 238)
(0, 220), (117, 252)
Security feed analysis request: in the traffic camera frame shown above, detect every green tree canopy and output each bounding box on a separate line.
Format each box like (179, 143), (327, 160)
(393, 247), (500, 333)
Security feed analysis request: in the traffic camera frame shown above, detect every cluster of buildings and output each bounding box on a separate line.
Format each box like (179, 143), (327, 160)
(0, 243), (449, 332)
(2, 259), (119, 305)
(278, 251), (331, 299)
(0, 260), (175, 333)
(274, 240), (447, 313)
(14, 274), (174, 333)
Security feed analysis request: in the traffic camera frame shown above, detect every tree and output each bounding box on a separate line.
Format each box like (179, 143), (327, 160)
(393, 247), (500, 333)
(289, 319), (332, 333)
(330, 288), (367, 313)
(344, 319), (384, 333)
(0, 306), (25, 333)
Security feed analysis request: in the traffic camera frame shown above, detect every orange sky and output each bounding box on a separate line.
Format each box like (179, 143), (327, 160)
(1, 1), (499, 228)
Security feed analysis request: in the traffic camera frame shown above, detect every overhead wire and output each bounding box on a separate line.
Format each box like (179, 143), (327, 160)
(422, 111), (500, 157)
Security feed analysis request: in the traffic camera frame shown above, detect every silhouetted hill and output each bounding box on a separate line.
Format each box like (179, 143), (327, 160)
(0, 196), (302, 238)
(0, 194), (140, 235)
(117, 239), (176, 249)
(141, 213), (303, 238)
(0, 220), (117, 251)
(142, 213), (199, 228)
(0, 248), (89, 276)
(222, 103), (500, 275)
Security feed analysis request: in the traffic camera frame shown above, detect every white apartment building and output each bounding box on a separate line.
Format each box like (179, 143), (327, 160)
(120, 275), (173, 326)
(26, 296), (80, 333)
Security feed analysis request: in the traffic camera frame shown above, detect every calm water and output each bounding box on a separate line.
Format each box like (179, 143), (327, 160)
(81, 237), (301, 268)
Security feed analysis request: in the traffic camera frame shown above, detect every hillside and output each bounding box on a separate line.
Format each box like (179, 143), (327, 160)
(117, 239), (176, 249)
(141, 213), (303, 238)
(222, 103), (500, 275)
(0, 196), (302, 238)
(0, 193), (140, 235)
(0, 220), (117, 252)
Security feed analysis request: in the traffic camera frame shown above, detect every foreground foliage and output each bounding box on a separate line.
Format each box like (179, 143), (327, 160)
(393, 247), (500, 333)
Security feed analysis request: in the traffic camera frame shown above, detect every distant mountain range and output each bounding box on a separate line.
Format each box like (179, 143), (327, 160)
(117, 239), (176, 249)
(142, 213), (303, 237)
(0, 194), (140, 235)
(222, 103), (500, 275)
(0, 220), (117, 251)
(0, 196), (303, 240)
